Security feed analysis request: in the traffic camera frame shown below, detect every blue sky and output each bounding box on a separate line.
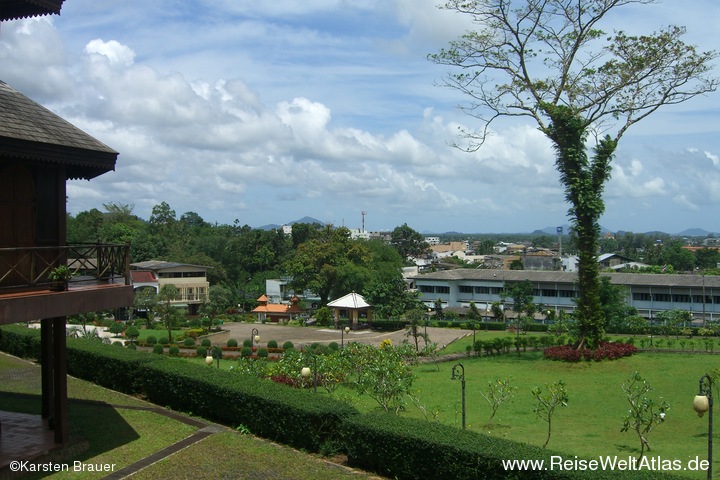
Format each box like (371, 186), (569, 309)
(1, 0), (718, 234)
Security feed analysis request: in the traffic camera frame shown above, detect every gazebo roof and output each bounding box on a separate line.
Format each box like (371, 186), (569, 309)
(0, 80), (118, 179)
(0, 0), (65, 21)
(327, 292), (371, 309)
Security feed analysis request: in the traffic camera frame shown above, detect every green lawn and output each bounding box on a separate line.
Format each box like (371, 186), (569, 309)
(0, 353), (373, 480)
(385, 351), (718, 479)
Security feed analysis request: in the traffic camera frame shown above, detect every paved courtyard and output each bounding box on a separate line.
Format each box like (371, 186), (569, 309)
(206, 322), (473, 351)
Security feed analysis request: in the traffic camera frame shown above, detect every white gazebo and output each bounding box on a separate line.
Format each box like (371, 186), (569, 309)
(326, 292), (372, 326)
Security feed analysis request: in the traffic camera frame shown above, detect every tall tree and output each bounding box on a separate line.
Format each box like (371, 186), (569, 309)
(390, 223), (429, 260)
(431, 0), (717, 348)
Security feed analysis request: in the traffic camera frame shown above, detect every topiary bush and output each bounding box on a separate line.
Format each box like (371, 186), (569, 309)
(183, 337), (196, 347)
(201, 338), (211, 347)
(168, 345), (180, 356)
(158, 337), (169, 345)
(146, 335), (157, 345)
(153, 344), (164, 355)
(257, 347), (269, 358)
(241, 346), (253, 357)
(243, 338), (253, 348)
(328, 342), (339, 351)
(196, 346), (208, 357)
(282, 341), (294, 351)
(267, 339), (278, 349)
(227, 338), (238, 348)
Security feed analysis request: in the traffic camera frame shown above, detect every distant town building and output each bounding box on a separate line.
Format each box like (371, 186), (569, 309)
(130, 261), (210, 315)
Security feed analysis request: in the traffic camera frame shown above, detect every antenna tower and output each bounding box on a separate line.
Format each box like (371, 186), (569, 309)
(361, 211), (367, 233)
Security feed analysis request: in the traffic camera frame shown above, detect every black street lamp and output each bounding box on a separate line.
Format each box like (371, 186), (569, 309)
(451, 363), (466, 430)
(693, 373), (713, 480)
(341, 325), (350, 348)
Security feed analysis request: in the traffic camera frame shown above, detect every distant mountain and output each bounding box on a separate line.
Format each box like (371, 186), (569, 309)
(257, 216), (325, 231)
(676, 228), (712, 237)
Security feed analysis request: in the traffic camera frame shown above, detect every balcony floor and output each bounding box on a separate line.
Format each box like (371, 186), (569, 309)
(0, 411), (59, 471)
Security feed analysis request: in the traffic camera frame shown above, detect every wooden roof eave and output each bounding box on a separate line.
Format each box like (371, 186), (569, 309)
(0, 137), (118, 179)
(0, 0), (65, 21)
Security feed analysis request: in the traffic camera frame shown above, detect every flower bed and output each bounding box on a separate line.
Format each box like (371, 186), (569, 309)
(544, 342), (637, 362)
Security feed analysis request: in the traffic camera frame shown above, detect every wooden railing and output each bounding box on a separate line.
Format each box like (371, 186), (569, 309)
(0, 243), (130, 290)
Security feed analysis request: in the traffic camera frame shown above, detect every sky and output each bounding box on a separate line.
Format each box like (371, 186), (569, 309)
(1, 0), (718, 234)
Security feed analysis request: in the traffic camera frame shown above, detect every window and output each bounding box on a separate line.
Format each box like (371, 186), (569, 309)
(474, 286), (490, 294)
(633, 293), (651, 302)
(542, 289), (558, 297)
(672, 294), (691, 303)
(653, 293), (671, 302)
(459, 285), (473, 294)
(436, 286), (450, 294)
(558, 290), (576, 298)
(419, 285), (434, 293)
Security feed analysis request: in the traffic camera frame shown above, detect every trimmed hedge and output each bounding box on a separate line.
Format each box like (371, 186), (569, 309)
(139, 360), (357, 452)
(0, 324), (41, 359)
(341, 413), (681, 480)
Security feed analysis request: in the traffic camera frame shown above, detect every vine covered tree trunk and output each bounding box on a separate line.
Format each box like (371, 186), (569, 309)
(541, 104), (616, 348)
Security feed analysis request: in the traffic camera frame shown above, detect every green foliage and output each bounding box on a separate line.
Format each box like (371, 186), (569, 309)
(139, 360), (358, 452)
(345, 342), (414, 413)
(168, 345), (180, 356)
(152, 344), (164, 355)
(532, 380), (569, 448)
(480, 377), (516, 422)
(267, 339), (278, 349)
(183, 337), (196, 347)
(227, 338), (238, 348)
(241, 346), (253, 357)
(158, 336), (169, 345)
(201, 338), (211, 347)
(146, 335), (157, 345)
(196, 346), (207, 357)
(341, 413), (670, 480)
(315, 306), (332, 327)
(108, 322), (124, 336)
(257, 347), (269, 358)
(621, 372), (669, 457)
(282, 341), (294, 351)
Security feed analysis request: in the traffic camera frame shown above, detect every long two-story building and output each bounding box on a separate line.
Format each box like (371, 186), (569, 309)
(412, 269), (720, 323)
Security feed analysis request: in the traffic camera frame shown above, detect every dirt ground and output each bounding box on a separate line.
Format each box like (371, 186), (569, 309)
(206, 322), (473, 351)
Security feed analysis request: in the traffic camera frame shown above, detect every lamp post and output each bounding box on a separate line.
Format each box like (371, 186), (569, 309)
(451, 363), (466, 430)
(341, 325), (350, 348)
(693, 373), (713, 480)
(251, 328), (259, 353)
(205, 345), (220, 369)
(301, 352), (318, 393)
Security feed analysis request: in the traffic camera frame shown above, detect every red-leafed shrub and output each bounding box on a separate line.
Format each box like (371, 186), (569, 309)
(270, 375), (301, 388)
(544, 342), (637, 362)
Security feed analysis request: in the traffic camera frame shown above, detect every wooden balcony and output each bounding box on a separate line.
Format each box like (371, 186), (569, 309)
(0, 244), (134, 325)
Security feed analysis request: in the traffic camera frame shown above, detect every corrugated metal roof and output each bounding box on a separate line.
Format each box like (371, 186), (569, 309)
(411, 268), (720, 288)
(0, 80), (118, 179)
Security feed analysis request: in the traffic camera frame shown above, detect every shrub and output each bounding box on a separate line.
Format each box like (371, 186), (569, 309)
(152, 344), (164, 355)
(126, 343), (137, 350)
(183, 337), (196, 347)
(227, 338), (238, 348)
(283, 341), (294, 351)
(112, 341), (124, 347)
(257, 347), (269, 358)
(241, 346), (253, 357)
(158, 337), (169, 345)
(168, 345), (180, 356)
(243, 338), (253, 348)
(146, 335), (158, 345)
(196, 346), (208, 357)
(201, 338), (211, 347)
(544, 342), (637, 362)
(267, 339), (278, 349)
(328, 342), (339, 351)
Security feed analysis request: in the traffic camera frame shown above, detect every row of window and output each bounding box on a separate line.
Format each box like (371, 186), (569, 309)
(422, 284), (577, 298)
(158, 271), (206, 278)
(632, 293), (720, 304)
